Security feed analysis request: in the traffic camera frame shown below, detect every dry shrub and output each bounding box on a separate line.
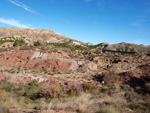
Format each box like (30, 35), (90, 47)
(110, 92), (127, 109)
(33, 98), (49, 110)
(0, 89), (6, 101)
(52, 83), (64, 97)
(82, 82), (97, 93)
(48, 93), (99, 113)
(1, 92), (35, 110)
(0, 91), (10, 112)
(0, 104), (10, 113)
(124, 89), (140, 103)
(121, 84), (130, 91)
(145, 82), (150, 92)
(68, 87), (78, 96)
(44, 83), (64, 98)
(102, 71), (120, 85)
(34, 83), (66, 99)
(100, 105), (120, 113)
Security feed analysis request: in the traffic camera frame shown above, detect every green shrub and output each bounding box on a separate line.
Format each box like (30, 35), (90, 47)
(129, 48), (135, 52)
(117, 46), (135, 52)
(46, 42), (87, 51)
(0, 40), (14, 44)
(71, 45), (87, 51)
(129, 103), (140, 110)
(46, 42), (71, 49)
(146, 53), (150, 56)
(13, 39), (25, 46)
(34, 41), (42, 46)
(4, 83), (13, 92)
(87, 43), (103, 49)
(0, 37), (25, 47)
(4, 87), (11, 92)
(94, 50), (101, 54)
(145, 102), (150, 108)
(29, 80), (39, 87)
(24, 91), (33, 97)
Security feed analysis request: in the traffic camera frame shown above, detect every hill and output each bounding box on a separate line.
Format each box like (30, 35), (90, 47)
(112, 42), (150, 53)
(0, 27), (72, 44)
(0, 27), (150, 113)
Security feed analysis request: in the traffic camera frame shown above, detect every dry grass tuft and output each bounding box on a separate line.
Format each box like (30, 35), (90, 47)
(48, 93), (99, 113)
(0, 104), (10, 113)
(100, 105), (120, 113)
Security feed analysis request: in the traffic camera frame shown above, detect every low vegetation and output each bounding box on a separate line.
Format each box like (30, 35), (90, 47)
(46, 42), (87, 51)
(0, 39), (14, 44)
(87, 43), (103, 49)
(146, 53), (150, 56)
(13, 39), (25, 47)
(116, 46), (135, 52)
(0, 72), (150, 113)
(0, 37), (25, 47)
(34, 40), (42, 46)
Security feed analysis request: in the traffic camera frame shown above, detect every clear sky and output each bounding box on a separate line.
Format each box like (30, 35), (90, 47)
(0, 0), (150, 45)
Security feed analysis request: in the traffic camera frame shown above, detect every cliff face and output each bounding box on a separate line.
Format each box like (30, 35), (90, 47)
(0, 27), (70, 44)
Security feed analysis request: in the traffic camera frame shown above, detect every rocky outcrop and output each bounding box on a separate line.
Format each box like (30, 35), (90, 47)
(84, 61), (98, 71)
(0, 50), (78, 72)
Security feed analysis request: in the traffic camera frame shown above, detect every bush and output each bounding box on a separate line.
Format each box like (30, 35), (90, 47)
(87, 43), (103, 49)
(146, 53), (150, 56)
(145, 82), (150, 92)
(71, 45), (87, 51)
(4, 83), (13, 92)
(24, 91), (33, 97)
(13, 39), (25, 46)
(0, 105), (10, 113)
(4, 86), (11, 92)
(100, 105), (120, 113)
(129, 48), (135, 52)
(0, 39), (14, 44)
(49, 93), (97, 113)
(116, 46), (135, 52)
(82, 82), (97, 92)
(0, 37), (25, 46)
(46, 42), (87, 51)
(34, 41), (42, 46)
(145, 102), (150, 111)
(129, 103), (140, 110)
(34, 83), (65, 99)
(102, 71), (120, 85)
(94, 50), (101, 54)
(29, 80), (39, 87)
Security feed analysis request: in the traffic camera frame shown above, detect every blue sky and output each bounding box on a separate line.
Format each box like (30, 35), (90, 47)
(0, 0), (150, 45)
